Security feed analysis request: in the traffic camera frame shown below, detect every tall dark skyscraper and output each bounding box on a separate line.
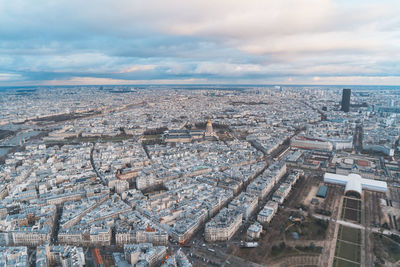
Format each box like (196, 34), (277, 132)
(341, 88), (351, 112)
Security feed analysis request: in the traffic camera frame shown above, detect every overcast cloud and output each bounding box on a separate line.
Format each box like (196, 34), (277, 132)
(0, 0), (399, 85)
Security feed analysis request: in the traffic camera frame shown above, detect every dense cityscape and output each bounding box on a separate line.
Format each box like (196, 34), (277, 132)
(1, 0), (400, 265)
(0, 85), (399, 266)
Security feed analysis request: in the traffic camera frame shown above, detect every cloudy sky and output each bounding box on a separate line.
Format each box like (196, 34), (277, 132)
(0, 0), (400, 86)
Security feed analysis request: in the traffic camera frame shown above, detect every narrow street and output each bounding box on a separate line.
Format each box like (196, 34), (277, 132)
(90, 142), (107, 186)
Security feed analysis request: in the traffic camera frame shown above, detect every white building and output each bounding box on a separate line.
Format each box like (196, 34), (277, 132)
(272, 183), (291, 204)
(0, 246), (28, 267)
(122, 243), (167, 267)
(323, 173), (387, 198)
(247, 222), (262, 240)
(257, 201), (278, 224)
(205, 208), (242, 242)
(291, 136), (333, 151)
(228, 192), (258, 221)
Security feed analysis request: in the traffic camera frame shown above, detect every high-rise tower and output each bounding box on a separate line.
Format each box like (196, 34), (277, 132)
(341, 88), (351, 112)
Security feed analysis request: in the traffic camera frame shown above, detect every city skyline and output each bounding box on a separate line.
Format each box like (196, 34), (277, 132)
(1, 0), (400, 86)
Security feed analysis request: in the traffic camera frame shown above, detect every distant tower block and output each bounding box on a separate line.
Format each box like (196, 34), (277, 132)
(341, 88), (351, 112)
(204, 119), (218, 140)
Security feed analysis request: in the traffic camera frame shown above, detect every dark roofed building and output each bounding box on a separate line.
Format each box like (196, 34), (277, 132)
(316, 185), (328, 198)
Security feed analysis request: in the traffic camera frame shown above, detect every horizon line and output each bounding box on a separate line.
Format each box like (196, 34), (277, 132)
(0, 83), (400, 88)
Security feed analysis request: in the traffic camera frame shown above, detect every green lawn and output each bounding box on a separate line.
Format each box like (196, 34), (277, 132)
(373, 233), (400, 262)
(333, 257), (360, 267)
(339, 225), (361, 244)
(335, 240), (361, 263)
(142, 134), (161, 139)
(45, 135), (134, 145)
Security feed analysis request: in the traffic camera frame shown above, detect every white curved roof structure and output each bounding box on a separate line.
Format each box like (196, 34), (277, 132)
(344, 174), (363, 196)
(324, 172), (387, 195)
